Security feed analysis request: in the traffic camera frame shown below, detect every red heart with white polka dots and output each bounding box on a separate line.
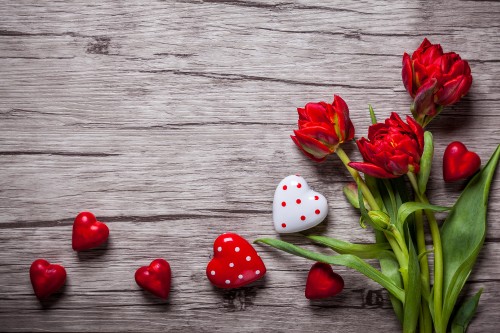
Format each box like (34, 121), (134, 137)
(273, 175), (328, 233)
(206, 233), (266, 289)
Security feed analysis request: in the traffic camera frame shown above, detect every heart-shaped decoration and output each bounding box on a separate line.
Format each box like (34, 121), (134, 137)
(443, 141), (481, 182)
(305, 262), (344, 300)
(30, 259), (67, 299)
(273, 175), (328, 233)
(135, 259), (172, 299)
(72, 212), (109, 251)
(206, 233), (266, 289)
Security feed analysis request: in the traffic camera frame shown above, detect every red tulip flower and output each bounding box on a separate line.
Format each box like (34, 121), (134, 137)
(402, 38), (472, 126)
(349, 113), (424, 178)
(291, 95), (355, 162)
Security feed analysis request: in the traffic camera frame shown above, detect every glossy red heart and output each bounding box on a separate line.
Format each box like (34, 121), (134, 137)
(72, 212), (109, 251)
(30, 259), (67, 299)
(443, 141), (481, 182)
(135, 259), (171, 299)
(305, 262), (344, 299)
(206, 233), (266, 289)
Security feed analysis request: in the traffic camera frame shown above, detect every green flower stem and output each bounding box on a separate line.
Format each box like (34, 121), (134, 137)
(415, 209), (433, 333)
(408, 172), (443, 332)
(336, 147), (409, 287)
(386, 231), (409, 287)
(408, 170), (432, 332)
(388, 226), (409, 288)
(390, 226), (409, 258)
(336, 147), (380, 211)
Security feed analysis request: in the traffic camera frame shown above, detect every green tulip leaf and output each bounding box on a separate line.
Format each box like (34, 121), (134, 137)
(450, 289), (482, 333)
(440, 144), (500, 332)
(379, 179), (398, 226)
(357, 181), (371, 220)
(373, 229), (404, 323)
(365, 175), (385, 210)
(369, 104), (377, 124)
(397, 202), (450, 231)
(255, 238), (405, 303)
(403, 238), (421, 333)
(368, 176), (406, 322)
(307, 235), (393, 259)
(418, 131), (434, 195)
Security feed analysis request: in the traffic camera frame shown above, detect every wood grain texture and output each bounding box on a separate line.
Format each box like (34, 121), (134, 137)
(0, 0), (499, 331)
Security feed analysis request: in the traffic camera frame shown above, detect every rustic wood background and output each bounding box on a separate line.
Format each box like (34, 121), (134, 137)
(1, 0), (499, 332)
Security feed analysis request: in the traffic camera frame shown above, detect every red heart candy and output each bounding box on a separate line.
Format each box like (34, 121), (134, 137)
(30, 259), (67, 299)
(206, 233), (266, 289)
(443, 141), (481, 182)
(72, 212), (109, 251)
(305, 262), (344, 300)
(135, 259), (171, 299)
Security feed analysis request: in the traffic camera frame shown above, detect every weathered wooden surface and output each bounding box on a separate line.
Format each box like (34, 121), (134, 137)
(0, 0), (499, 332)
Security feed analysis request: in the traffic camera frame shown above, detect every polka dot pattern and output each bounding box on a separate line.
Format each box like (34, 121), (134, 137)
(207, 233), (267, 289)
(273, 175), (328, 234)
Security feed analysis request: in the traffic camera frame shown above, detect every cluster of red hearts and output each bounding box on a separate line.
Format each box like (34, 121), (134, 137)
(30, 212), (343, 301)
(30, 39), (496, 333)
(31, 212), (177, 300)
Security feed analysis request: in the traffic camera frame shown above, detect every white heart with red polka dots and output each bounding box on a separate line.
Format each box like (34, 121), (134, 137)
(273, 175), (328, 233)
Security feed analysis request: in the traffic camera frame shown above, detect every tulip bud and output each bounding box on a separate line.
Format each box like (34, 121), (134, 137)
(343, 183), (370, 210)
(291, 95), (355, 162)
(367, 211), (391, 231)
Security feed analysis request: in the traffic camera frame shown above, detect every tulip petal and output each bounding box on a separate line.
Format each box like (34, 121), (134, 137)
(406, 116), (424, 151)
(435, 73), (472, 106)
(355, 138), (373, 162)
(348, 162), (398, 178)
(402, 53), (414, 97)
(413, 78), (438, 119)
(301, 102), (331, 123)
(330, 95), (354, 142)
(291, 132), (331, 162)
(297, 126), (340, 147)
(367, 123), (388, 141)
(387, 154), (410, 175)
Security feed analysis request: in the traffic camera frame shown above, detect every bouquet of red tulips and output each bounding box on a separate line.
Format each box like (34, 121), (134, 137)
(257, 39), (499, 333)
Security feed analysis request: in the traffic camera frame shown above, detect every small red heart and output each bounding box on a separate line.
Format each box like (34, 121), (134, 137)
(206, 233), (266, 289)
(305, 262), (344, 300)
(135, 259), (171, 299)
(443, 141), (481, 182)
(72, 212), (109, 251)
(30, 259), (67, 299)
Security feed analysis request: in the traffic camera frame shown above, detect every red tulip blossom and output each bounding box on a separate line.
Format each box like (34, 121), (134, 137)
(402, 38), (472, 126)
(349, 113), (424, 178)
(291, 95), (355, 162)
